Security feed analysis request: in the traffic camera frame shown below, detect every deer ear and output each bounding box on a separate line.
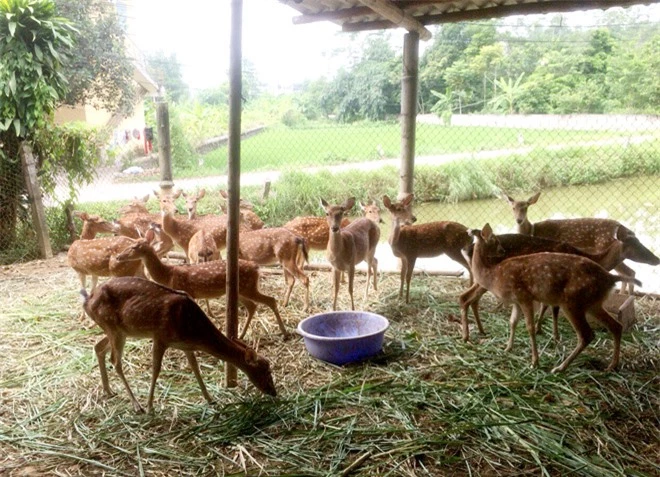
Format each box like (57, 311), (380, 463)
(153, 189), (161, 198)
(320, 198), (329, 208)
(528, 192), (541, 204)
(198, 189), (206, 199)
(382, 195), (391, 208)
(503, 194), (515, 205)
(344, 197), (356, 210)
(172, 189), (182, 199)
(482, 223), (493, 239)
(219, 190), (228, 199)
(402, 194), (414, 206)
(245, 348), (258, 365)
(144, 228), (155, 242)
(141, 194), (150, 203)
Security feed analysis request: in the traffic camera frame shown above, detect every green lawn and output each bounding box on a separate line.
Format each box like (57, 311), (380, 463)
(168, 122), (650, 179)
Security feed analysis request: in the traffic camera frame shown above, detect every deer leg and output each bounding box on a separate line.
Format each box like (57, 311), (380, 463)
(551, 306), (560, 342)
(204, 299), (214, 317)
(551, 306), (594, 374)
(587, 305), (622, 372)
(331, 268), (341, 311)
(520, 302), (539, 368)
(535, 304), (548, 335)
(347, 266), (356, 311)
(281, 269), (295, 308)
(398, 258), (407, 300)
(614, 263), (635, 294)
(370, 256), (378, 292)
(90, 275), (99, 293)
(146, 340), (166, 413)
(110, 334), (143, 413)
(405, 257), (417, 304)
(243, 292), (288, 339)
(505, 304), (522, 353)
(238, 298), (258, 339)
(459, 284), (486, 341)
(94, 337), (114, 398)
(185, 351), (214, 404)
(364, 258), (373, 300)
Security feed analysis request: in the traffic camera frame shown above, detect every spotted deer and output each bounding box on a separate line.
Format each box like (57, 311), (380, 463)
(460, 230), (625, 348)
(321, 197), (380, 310)
(114, 231), (287, 338)
(73, 211), (121, 239)
(382, 194), (473, 303)
(219, 190), (264, 231)
(81, 277), (276, 413)
(504, 192), (659, 293)
(472, 224), (639, 372)
(237, 227), (310, 311)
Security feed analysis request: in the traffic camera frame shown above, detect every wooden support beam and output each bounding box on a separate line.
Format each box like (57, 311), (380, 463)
(357, 0), (432, 40)
(20, 142), (52, 259)
(399, 32), (419, 199)
(292, 6), (372, 24)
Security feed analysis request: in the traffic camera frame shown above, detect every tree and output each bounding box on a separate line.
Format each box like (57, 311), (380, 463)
(55, 0), (137, 116)
(0, 0), (76, 251)
(146, 51), (188, 103)
(489, 73), (526, 114)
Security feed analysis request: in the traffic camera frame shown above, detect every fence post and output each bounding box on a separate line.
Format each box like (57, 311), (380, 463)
(156, 98), (174, 194)
(20, 142), (53, 259)
(399, 32), (419, 200)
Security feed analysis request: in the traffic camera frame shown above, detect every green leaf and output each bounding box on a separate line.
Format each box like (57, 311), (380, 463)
(0, 118), (11, 131)
(8, 21), (16, 37)
(34, 44), (43, 61)
(13, 118), (21, 136)
(8, 71), (16, 96)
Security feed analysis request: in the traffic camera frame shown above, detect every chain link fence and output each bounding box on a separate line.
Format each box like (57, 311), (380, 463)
(3, 110), (659, 293)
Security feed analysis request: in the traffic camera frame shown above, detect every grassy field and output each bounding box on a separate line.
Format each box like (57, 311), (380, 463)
(1, 256), (658, 475)
(167, 122), (651, 179)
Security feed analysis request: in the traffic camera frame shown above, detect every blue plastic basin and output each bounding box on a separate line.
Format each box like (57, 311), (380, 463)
(297, 311), (389, 365)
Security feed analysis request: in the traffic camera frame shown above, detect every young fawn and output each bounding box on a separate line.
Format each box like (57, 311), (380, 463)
(382, 194), (473, 303)
(321, 197), (380, 310)
(81, 277), (276, 413)
(504, 192), (659, 293)
(472, 224), (639, 373)
(460, 230), (625, 347)
(115, 229), (287, 338)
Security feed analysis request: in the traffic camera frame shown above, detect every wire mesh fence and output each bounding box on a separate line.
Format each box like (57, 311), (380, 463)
(3, 112), (660, 293)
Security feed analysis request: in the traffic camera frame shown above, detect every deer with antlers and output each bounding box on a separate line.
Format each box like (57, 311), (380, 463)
(382, 194), (473, 303)
(114, 230), (287, 338)
(471, 224), (639, 372)
(321, 197), (380, 310)
(504, 192), (659, 293)
(81, 277), (276, 413)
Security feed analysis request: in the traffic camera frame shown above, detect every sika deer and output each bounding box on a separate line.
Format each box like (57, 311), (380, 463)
(180, 188), (206, 219)
(118, 194), (151, 215)
(73, 211), (121, 239)
(382, 194), (473, 303)
(81, 277), (276, 413)
(459, 230), (625, 347)
(219, 190), (264, 230)
(504, 192), (659, 293)
(283, 215), (350, 250)
(114, 232), (287, 338)
(321, 197), (380, 310)
(237, 227), (310, 311)
(472, 224), (639, 372)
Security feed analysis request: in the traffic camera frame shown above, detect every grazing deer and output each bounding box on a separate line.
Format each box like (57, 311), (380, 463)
(460, 230), (625, 348)
(81, 277), (276, 413)
(114, 231), (287, 338)
(321, 197), (380, 310)
(382, 194), (473, 303)
(472, 224), (639, 372)
(237, 227), (310, 311)
(504, 192), (659, 293)
(219, 190), (264, 230)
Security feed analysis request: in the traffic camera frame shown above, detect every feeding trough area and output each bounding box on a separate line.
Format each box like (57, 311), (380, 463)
(297, 311), (389, 365)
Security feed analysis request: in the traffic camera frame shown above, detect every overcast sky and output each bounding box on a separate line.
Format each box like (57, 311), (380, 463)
(124, 1), (659, 93)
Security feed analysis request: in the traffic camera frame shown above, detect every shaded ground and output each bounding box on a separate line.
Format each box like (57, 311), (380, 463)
(1, 255), (658, 476)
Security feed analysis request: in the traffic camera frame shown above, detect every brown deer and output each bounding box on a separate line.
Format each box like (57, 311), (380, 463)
(180, 188), (207, 219)
(459, 230), (625, 348)
(382, 194), (473, 303)
(73, 211), (121, 240)
(81, 277), (276, 413)
(504, 192), (659, 293)
(115, 193), (174, 258)
(472, 224), (639, 372)
(114, 231), (287, 338)
(237, 227), (310, 311)
(321, 197), (380, 310)
(118, 194), (151, 215)
(219, 190), (264, 230)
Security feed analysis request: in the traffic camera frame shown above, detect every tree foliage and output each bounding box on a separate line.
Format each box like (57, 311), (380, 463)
(146, 51), (188, 103)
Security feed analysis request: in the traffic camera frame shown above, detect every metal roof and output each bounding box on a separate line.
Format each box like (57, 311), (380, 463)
(277, 0), (656, 41)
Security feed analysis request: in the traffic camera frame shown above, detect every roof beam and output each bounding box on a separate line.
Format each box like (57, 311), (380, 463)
(357, 0), (432, 40)
(292, 6), (372, 24)
(342, 0), (654, 33)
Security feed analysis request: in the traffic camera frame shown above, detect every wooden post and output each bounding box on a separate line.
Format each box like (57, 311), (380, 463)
(399, 32), (419, 200)
(156, 98), (174, 194)
(225, 0), (243, 389)
(20, 142), (53, 259)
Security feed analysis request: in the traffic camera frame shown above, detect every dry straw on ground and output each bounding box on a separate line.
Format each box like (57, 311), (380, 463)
(0, 253), (658, 476)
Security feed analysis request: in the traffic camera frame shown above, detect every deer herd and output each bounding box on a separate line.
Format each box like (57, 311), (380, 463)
(69, 187), (659, 412)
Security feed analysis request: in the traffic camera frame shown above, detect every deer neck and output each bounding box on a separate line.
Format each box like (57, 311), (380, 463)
(388, 216), (404, 252)
(518, 219), (534, 236)
(471, 242), (496, 290)
(139, 247), (173, 285)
